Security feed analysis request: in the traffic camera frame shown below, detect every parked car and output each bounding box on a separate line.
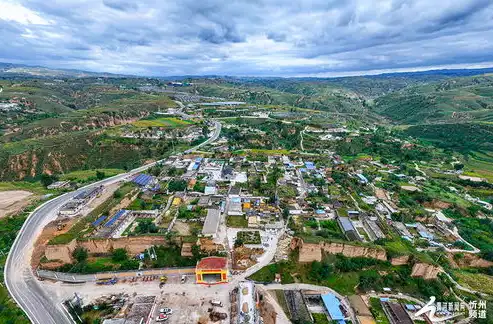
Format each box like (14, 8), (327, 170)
(160, 308), (173, 315)
(156, 313), (168, 322)
(210, 300), (223, 307)
(181, 275), (187, 283)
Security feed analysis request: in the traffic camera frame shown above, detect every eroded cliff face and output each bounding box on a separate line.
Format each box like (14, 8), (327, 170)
(293, 238), (388, 263)
(44, 236), (177, 264)
(8, 112), (149, 140)
(0, 126), (162, 180)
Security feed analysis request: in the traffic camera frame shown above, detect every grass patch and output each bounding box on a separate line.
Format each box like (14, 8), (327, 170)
(369, 298), (391, 324)
(60, 168), (125, 183)
(324, 272), (360, 295)
(0, 181), (50, 194)
(453, 271), (493, 295)
(132, 117), (192, 128)
(274, 290), (290, 318)
(312, 313), (330, 324)
(248, 261), (295, 284)
(237, 231), (261, 244)
(227, 215), (248, 228)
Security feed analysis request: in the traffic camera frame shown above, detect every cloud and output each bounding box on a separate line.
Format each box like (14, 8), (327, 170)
(102, 0), (138, 12)
(0, 0), (492, 76)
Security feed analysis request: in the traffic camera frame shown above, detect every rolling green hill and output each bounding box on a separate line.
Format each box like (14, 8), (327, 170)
(373, 75), (493, 124)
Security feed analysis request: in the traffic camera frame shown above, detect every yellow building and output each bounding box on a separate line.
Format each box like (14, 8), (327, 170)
(195, 257), (228, 284)
(172, 197), (182, 206)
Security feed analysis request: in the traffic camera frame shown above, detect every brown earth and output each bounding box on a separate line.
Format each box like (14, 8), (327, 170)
(411, 263), (441, 280)
(447, 253), (493, 269)
(44, 236), (178, 264)
(0, 190), (34, 218)
(292, 238), (387, 263)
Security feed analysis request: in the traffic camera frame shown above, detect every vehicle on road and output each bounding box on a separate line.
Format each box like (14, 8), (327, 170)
(210, 300), (223, 307)
(181, 275), (187, 283)
(156, 313), (169, 322)
(159, 275), (168, 288)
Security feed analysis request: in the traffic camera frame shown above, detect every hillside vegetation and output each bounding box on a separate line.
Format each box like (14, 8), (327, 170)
(373, 75), (493, 124)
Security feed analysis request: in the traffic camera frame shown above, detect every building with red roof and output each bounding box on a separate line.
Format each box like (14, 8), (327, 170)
(195, 256), (228, 284)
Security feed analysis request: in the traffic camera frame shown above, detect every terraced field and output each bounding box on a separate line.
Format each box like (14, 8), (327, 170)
(132, 117), (193, 128)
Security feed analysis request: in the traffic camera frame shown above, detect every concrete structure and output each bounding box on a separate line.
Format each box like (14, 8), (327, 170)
(237, 281), (260, 324)
(58, 201), (82, 216)
(202, 208), (221, 238)
(195, 257), (228, 284)
(72, 186), (104, 204)
(47, 181), (71, 190)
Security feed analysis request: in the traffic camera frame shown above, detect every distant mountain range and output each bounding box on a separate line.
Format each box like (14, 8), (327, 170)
(0, 62), (128, 78)
(1, 61), (493, 80)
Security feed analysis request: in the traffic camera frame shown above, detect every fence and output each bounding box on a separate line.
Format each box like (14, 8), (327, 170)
(37, 266), (195, 283)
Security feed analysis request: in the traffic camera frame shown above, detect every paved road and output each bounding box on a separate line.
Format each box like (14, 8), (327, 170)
(184, 120), (221, 153)
(4, 120), (222, 324)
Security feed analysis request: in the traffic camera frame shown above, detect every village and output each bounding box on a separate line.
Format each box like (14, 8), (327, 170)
(28, 110), (490, 323)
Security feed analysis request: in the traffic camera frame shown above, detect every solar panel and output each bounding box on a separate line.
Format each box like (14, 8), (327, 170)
(133, 174), (154, 186)
(92, 215), (107, 227)
(104, 210), (127, 227)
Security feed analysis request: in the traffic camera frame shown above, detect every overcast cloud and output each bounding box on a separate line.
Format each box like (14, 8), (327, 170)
(0, 0), (493, 76)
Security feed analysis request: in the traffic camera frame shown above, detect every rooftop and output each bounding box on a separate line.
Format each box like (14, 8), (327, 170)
(202, 208), (221, 236)
(196, 256), (228, 270)
(321, 293), (345, 322)
(338, 217), (356, 232)
(133, 174), (155, 186)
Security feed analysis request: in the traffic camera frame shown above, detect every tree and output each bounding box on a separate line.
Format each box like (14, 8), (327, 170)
(111, 248), (128, 262)
(454, 163), (464, 170)
(113, 189), (123, 199)
(72, 247), (88, 263)
(135, 219), (158, 234)
(234, 238), (244, 248)
(40, 173), (57, 187)
(308, 261), (332, 282)
(96, 170), (106, 180)
(168, 180), (187, 192)
(359, 270), (381, 292)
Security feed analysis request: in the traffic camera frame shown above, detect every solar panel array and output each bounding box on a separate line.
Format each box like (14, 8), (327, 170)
(104, 209), (127, 228)
(92, 215), (107, 227)
(133, 174), (154, 186)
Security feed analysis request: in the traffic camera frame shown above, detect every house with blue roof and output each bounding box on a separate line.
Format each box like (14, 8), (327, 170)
(132, 174), (157, 188)
(321, 293), (346, 324)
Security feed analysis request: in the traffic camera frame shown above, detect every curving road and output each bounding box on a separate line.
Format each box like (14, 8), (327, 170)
(4, 119), (221, 324)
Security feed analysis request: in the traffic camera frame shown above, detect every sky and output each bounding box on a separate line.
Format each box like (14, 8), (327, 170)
(1, 0), (493, 77)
